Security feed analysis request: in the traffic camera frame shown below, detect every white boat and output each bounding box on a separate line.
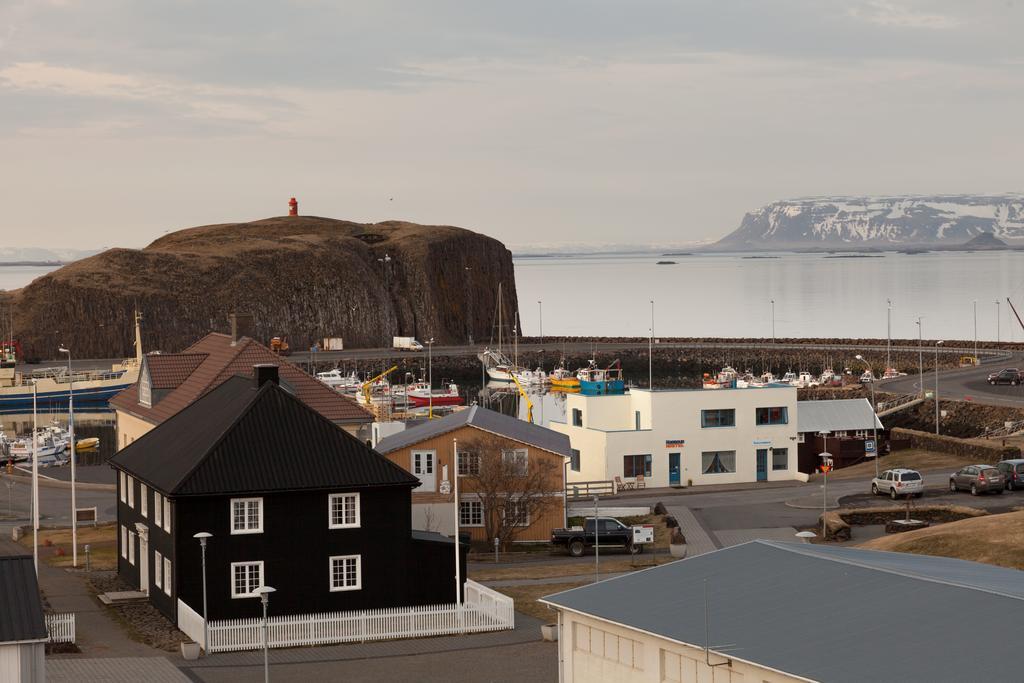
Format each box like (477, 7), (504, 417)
(9, 431), (66, 462)
(859, 370), (875, 383)
(478, 283), (521, 382)
(797, 372), (818, 388)
(316, 369), (362, 393)
(781, 371), (798, 385)
(882, 367), (906, 380)
(513, 367), (549, 386)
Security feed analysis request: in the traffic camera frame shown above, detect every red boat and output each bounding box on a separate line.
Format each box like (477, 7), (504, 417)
(407, 383), (464, 407)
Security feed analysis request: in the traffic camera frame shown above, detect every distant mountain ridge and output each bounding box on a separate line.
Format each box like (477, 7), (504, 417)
(717, 194), (1024, 249)
(0, 247), (100, 263)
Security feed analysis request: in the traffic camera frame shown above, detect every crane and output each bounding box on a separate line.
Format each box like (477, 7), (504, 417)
(1007, 298), (1024, 337)
(362, 365), (398, 407)
(511, 373), (534, 424)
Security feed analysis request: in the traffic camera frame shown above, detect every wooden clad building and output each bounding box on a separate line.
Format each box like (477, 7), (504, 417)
(375, 406), (571, 545)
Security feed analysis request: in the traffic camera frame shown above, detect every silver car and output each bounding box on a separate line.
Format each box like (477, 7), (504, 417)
(871, 469), (924, 499)
(949, 465), (1004, 496)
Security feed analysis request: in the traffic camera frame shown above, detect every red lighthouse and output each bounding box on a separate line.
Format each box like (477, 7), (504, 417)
(288, 197), (298, 216)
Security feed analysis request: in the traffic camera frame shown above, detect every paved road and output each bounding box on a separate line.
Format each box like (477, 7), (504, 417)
(0, 471), (116, 525)
(880, 352), (1024, 408)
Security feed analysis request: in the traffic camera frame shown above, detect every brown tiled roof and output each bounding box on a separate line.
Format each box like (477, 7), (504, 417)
(109, 333), (372, 426)
(147, 353), (207, 389)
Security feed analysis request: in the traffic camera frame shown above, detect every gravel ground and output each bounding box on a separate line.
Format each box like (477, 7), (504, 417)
(88, 573), (187, 652)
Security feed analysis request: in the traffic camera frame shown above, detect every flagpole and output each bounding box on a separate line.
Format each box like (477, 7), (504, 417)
(32, 381), (39, 575)
(453, 437), (461, 605)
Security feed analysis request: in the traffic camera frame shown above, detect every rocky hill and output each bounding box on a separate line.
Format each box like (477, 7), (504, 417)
(717, 194), (1024, 250)
(2, 216), (518, 359)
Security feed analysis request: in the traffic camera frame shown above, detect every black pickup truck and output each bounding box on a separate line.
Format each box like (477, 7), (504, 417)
(551, 517), (642, 556)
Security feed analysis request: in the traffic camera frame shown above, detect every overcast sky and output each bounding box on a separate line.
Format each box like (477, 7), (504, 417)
(2, 1), (1022, 250)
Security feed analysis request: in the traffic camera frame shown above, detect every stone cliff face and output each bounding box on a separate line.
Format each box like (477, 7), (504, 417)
(5, 216), (518, 358)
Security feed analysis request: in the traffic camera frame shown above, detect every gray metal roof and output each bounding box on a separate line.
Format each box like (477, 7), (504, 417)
(374, 405), (572, 457)
(797, 398), (883, 433)
(541, 540), (1024, 683)
(0, 555), (48, 643)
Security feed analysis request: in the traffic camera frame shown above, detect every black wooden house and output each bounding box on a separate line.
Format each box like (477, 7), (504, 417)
(110, 365), (467, 624)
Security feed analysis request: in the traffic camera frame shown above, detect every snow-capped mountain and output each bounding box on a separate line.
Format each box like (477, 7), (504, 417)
(717, 194), (1024, 249)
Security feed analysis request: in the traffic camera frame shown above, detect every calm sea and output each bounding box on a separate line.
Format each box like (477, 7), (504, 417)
(514, 251), (1024, 343)
(0, 265), (60, 291)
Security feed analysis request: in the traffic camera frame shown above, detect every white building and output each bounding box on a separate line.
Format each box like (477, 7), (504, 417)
(550, 386), (800, 488)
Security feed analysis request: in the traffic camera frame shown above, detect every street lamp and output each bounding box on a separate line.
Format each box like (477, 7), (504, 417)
(593, 495), (600, 583)
(973, 300), (978, 364)
(916, 317), (924, 398)
(934, 340), (944, 435)
(193, 532), (212, 654)
(649, 300), (654, 390)
(427, 338), (435, 419)
(886, 299), (892, 373)
(256, 585), (276, 683)
(538, 300), (543, 347)
(817, 431), (832, 538)
(996, 299), (1001, 343)
(58, 345), (77, 568)
(855, 355), (880, 478)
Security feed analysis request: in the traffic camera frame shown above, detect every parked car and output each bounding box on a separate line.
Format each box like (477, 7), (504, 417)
(987, 368), (1022, 386)
(551, 517), (641, 556)
(949, 465), (1005, 495)
(871, 469), (924, 499)
(996, 459), (1024, 491)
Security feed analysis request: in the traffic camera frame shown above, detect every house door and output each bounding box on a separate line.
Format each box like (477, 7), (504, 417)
(756, 449), (768, 482)
(668, 453), (681, 486)
(138, 535), (149, 595)
(412, 451), (436, 492)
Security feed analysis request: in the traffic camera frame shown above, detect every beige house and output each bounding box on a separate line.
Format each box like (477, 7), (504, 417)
(541, 540), (1024, 683)
(110, 332), (372, 448)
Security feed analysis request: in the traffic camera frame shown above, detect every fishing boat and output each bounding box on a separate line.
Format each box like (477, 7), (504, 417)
(0, 311), (143, 412)
(9, 431), (66, 462)
(76, 437), (99, 451)
(316, 368), (362, 393)
(549, 364), (580, 389)
(881, 367), (905, 380)
(578, 360), (625, 395)
(513, 367), (549, 386)
(407, 382), (464, 407)
(859, 370), (875, 383)
(797, 371), (818, 388)
(780, 371), (798, 385)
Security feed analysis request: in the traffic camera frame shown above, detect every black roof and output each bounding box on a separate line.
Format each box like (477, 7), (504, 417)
(110, 375), (418, 496)
(0, 555), (47, 643)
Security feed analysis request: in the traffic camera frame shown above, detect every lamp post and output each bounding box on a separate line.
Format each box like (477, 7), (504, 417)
(452, 437), (461, 606)
(593, 495), (600, 583)
(31, 380), (39, 575)
(538, 300), (543, 347)
(817, 431), (832, 538)
(886, 299), (892, 373)
(256, 586), (276, 683)
(996, 299), (1001, 343)
(770, 299), (776, 374)
(935, 340), (944, 435)
(427, 337), (435, 420)
(59, 346), (77, 567)
(649, 300), (654, 390)
(973, 300), (978, 364)
(193, 532), (212, 654)
(855, 355), (879, 478)
(916, 317), (924, 397)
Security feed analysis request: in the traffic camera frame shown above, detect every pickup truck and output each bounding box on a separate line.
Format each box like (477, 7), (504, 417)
(987, 368), (1022, 386)
(551, 517), (642, 557)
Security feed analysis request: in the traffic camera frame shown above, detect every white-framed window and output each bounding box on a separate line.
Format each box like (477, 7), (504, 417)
(502, 499), (530, 527)
(128, 531), (135, 565)
(162, 497), (171, 533)
(502, 449), (528, 476)
(328, 493), (360, 529)
(854, 430), (868, 438)
(231, 498), (263, 534)
(329, 555), (362, 592)
(120, 525), (128, 558)
(127, 475), (135, 508)
(459, 500), (484, 527)
(154, 550), (163, 588)
(163, 557), (172, 596)
(140, 483), (148, 518)
(119, 472), (127, 503)
(797, 433), (806, 444)
(231, 561), (264, 599)
(457, 450), (480, 476)
(154, 491), (163, 527)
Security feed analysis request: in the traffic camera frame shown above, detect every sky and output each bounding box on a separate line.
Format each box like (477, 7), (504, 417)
(2, 1), (1023, 251)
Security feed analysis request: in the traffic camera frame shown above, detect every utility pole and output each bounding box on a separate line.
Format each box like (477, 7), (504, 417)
(996, 299), (1001, 343)
(935, 340), (944, 435)
(649, 300), (654, 390)
(973, 300), (978, 364)
(916, 317), (924, 398)
(593, 495), (600, 583)
(886, 299), (892, 372)
(60, 346), (77, 567)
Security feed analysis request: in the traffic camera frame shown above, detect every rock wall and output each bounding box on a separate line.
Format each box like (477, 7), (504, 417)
(5, 216), (519, 359)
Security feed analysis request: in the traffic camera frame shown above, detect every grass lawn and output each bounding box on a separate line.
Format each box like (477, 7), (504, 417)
(496, 581), (588, 622)
(813, 449), (969, 482)
(470, 553), (673, 581)
(859, 510), (1024, 569)
(19, 524), (117, 570)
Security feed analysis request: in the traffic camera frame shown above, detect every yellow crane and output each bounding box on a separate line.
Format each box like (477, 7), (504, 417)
(362, 365), (398, 407)
(511, 373), (534, 424)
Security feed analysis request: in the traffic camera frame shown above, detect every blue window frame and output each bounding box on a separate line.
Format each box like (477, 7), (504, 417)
(701, 409), (735, 428)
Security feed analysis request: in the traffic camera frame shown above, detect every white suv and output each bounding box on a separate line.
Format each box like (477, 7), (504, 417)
(871, 469), (924, 499)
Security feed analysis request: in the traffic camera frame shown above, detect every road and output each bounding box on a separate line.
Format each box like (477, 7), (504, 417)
(880, 352), (1024, 408)
(0, 471), (116, 526)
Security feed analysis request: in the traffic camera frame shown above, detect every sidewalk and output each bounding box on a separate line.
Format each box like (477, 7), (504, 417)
(0, 536), (162, 658)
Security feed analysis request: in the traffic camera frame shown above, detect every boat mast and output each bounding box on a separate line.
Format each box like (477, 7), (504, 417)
(497, 283), (503, 356)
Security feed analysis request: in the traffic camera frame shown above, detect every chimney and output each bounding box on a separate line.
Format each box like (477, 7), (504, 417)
(254, 364), (279, 389)
(229, 313), (238, 346)
(288, 197), (298, 216)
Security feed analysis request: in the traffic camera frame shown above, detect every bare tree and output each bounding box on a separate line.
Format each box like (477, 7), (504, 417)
(457, 433), (561, 549)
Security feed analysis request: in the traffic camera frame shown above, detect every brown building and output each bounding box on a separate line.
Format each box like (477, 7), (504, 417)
(374, 406), (571, 545)
(796, 398), (884, 472)
(110, 333), (372, 448)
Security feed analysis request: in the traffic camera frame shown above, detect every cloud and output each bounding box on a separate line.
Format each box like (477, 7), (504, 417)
(848, 1), (959, 30)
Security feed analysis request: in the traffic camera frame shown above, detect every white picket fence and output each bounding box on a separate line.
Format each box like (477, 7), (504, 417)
(181, 580), (513, 653)
(45, 613), (76, 644)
